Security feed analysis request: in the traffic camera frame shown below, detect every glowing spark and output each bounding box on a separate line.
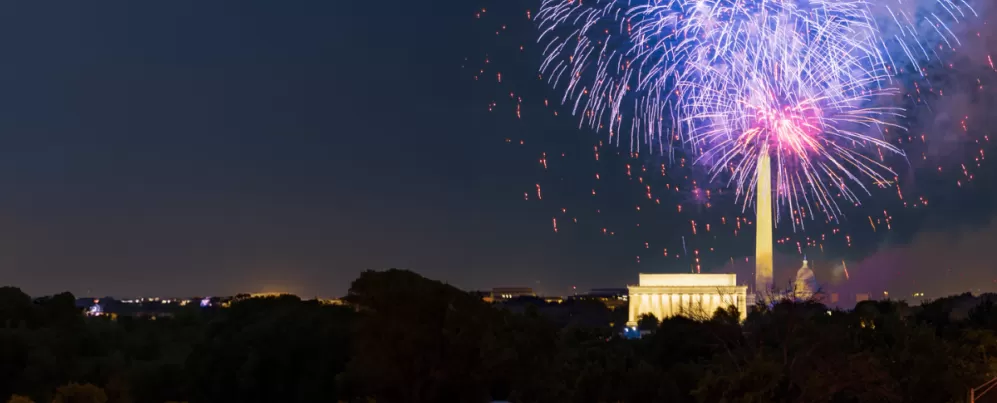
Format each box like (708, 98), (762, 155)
(537, 0), (973, 227)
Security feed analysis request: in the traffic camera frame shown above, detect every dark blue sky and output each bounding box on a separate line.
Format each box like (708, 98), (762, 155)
(1, 0), (995, 299)
(0, 0), (595, 297)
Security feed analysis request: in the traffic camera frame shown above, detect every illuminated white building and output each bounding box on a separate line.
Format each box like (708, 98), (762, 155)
(627, 273), (748, 325)
(794, 257), (818, 300)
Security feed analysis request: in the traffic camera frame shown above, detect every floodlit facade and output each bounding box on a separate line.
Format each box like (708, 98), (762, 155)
(794, 257), (818, 300)
(756, 152), (774, 295)
(627, 273), (748, 325)
(490, 287), (535, 301)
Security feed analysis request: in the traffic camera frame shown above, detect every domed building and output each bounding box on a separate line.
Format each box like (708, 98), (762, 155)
(794, 256), (818, 300)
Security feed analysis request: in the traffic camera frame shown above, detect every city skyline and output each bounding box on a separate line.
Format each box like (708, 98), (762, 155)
(0, 0), (994, 299)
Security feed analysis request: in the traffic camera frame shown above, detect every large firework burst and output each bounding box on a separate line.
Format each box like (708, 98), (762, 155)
(536, 0), (974, 228)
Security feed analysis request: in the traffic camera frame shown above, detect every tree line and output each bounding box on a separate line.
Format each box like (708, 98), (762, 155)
(1, 269), (996, 402)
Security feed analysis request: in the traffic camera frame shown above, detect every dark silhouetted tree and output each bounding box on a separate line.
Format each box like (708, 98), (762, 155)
(636, 313), (659, 332)
(344, 269), (497, 403)
(186, 295), (354, 403)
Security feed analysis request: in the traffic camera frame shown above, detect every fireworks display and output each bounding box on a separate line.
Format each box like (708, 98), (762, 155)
(535, 0), (975, 227)
(467, 0), (995, 281)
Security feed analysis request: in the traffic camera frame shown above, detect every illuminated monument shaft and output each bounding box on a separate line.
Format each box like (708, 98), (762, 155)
(755, 150), (773, 294)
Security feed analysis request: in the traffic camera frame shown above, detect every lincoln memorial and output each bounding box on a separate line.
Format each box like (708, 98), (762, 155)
(627, 273), (748, 325)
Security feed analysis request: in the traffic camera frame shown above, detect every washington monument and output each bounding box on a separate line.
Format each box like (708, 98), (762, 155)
(755, 150), (773, 295)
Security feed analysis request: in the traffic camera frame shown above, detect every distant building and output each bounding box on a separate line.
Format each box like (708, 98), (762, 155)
(588, 288), (629, 298)
(580, 288), (628, 310)
(794, 257), (818, 300)
(627, 273), (747, 326)
(75, 297), (183, 319)
(85, 300), (104, 317)
(250, 292), (292, 298)
(491, 287), (535, 301)
(316, 298), (345, 305)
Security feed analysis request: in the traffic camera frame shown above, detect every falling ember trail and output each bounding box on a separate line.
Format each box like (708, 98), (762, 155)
(533, 0), (972, 229)
(470, 0), (981, 281)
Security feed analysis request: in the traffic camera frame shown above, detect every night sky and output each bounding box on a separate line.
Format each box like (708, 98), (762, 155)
(3, 0), (996, 299)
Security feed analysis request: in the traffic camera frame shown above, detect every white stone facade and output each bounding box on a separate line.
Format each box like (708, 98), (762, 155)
(627, 274), (748, 325)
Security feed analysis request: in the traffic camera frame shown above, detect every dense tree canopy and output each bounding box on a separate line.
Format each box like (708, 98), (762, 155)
(1, 270), (996, 402)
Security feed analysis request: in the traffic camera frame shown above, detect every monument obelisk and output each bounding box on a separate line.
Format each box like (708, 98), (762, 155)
(755, 149), (773, 296)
